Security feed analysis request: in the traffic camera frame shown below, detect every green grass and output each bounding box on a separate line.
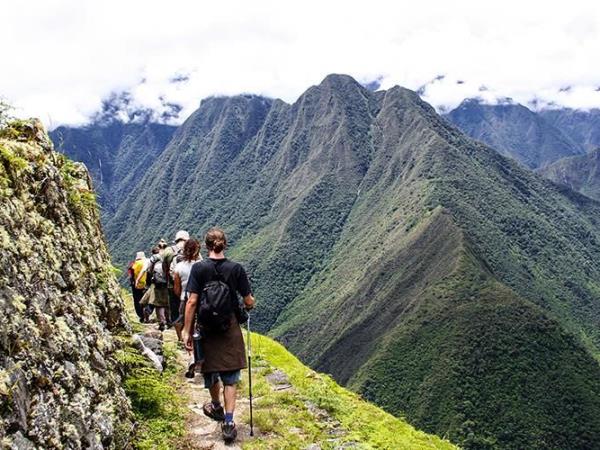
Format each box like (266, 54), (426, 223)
(242, 332), (457, 449)
(117, 295), (186, 450)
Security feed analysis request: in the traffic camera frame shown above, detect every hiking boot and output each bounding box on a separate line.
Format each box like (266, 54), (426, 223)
(222, 421), (237, 443)
(158, 323), (165, 332)
(184, 359), (196, 379)
(202, 402), (225, 422)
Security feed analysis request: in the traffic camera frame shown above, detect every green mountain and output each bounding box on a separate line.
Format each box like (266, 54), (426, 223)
(49, 120), (176, 217)
(445, 98), (585, 168)
(540, 108), (600, 153)
(538, 149), (600, 201)
(106, 75), (600, 449)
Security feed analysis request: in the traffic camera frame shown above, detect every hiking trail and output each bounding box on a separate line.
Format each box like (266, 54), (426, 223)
(132, 320), (457, 449)
(162, 328), (256, 449)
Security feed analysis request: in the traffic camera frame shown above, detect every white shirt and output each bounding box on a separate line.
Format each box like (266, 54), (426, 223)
(174, 259), (200, 300)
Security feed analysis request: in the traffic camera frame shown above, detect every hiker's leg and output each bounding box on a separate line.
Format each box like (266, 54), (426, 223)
(132, 288), (144, 321)
(209, 380), (222, 403)
(175, 322), (183, 341)
(223, 384), (236, 414)
(156, 307), (166, 325)
(221, 370), (241, 416)
(168, 289), (179, 325)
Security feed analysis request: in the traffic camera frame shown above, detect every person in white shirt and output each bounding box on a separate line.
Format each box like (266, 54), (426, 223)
(173, 239), (202, 342)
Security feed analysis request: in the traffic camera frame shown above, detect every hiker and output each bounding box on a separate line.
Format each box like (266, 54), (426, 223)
(139, 246), (159, 322)
(130, 251), (147, 322)
(137, 243), (169, 330)
(173, 238), (202, 376)
(184, 227), (255, 444)
(163, 230), (189, 339)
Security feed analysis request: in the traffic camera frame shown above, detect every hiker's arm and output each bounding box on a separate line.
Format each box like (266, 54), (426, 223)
(173, 272), (182, 298)
(183, 292), (198, 351)
(135, 267), (145, 287)
(243, 294), (255, 310)
(135, 259), (150, 286)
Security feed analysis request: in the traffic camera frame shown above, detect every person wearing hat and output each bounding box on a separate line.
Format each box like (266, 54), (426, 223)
(130, 251), (147, 322)
(163, 230), (190, 340)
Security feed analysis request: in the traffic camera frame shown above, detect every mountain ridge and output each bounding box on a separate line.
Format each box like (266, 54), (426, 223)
(540, 107), (600, 152)
(538, 148), (600, 201)
(444, 98), (585, 168)
(104, 74), (600, 449)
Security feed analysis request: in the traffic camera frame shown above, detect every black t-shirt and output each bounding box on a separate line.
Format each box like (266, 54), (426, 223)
(187, 258), (252, 300)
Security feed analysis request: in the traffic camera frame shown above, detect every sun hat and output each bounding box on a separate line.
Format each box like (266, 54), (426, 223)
(175, 230), (190, 242)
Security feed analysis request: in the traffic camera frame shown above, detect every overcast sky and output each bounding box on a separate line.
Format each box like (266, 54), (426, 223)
(3, 0), (600, 128)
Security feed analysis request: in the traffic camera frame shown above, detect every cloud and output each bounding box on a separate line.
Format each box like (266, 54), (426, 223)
(2, 0), (600, 128)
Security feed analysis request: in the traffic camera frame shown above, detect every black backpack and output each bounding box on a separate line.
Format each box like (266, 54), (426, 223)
(197, 260), (235, 333)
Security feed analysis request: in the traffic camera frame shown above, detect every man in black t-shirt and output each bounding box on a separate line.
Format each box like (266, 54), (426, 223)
(184, 228), (254, 444)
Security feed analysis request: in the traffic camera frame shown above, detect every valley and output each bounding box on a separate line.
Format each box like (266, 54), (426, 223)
(52, 74), (600, 449)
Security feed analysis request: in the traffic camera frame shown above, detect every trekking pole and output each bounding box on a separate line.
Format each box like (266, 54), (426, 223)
(247, 313), (254, 437)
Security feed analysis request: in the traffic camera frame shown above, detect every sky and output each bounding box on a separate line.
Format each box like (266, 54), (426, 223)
(2, 0), (600, 128)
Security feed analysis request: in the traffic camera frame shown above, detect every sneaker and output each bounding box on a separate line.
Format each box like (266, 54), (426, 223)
(202, 402), (225, 422)
(222, 421), (237, 443)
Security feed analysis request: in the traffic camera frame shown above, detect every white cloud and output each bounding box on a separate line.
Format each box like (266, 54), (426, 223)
(2, 0), (600, 128)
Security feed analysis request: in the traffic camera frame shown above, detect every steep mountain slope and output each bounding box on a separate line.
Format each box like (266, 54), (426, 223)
(107, 75), (600, 449)
(540, 107), (600, 152)
(538, 149), (600, 201)
(50, 120), (176, 216)
(0, 120), (132, 448)
(445, 99), (584, 168)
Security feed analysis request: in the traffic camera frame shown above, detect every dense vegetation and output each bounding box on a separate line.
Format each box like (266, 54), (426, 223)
(67, 75), (600, 449)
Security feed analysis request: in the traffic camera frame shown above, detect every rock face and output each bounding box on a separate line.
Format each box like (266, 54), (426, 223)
(0, 120), (132, 448)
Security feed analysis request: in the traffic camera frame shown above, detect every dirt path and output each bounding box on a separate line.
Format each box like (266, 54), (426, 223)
(162, 329), (257, 449)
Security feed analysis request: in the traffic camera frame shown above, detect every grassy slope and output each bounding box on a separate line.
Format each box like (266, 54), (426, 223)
(244, 332), (457, 449)
(119, 298), (456, 449)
